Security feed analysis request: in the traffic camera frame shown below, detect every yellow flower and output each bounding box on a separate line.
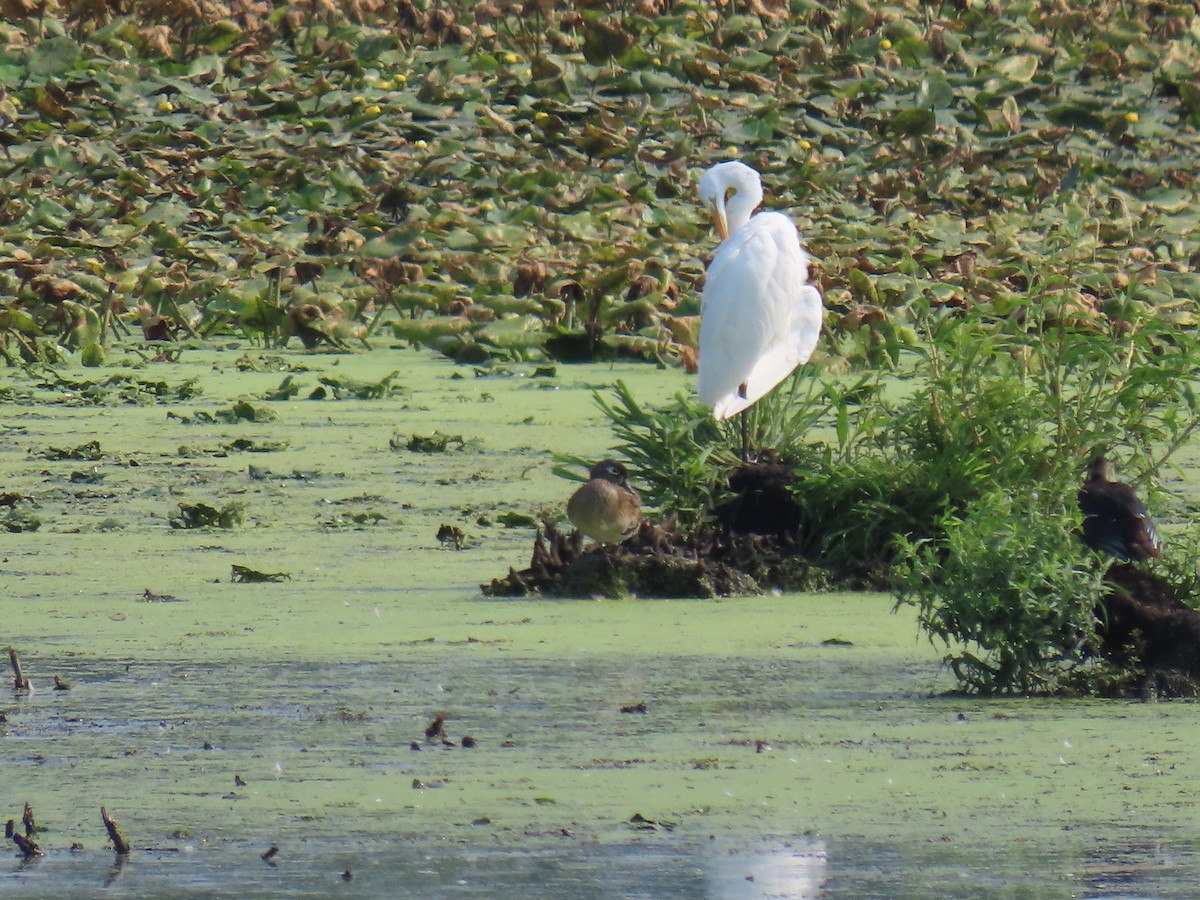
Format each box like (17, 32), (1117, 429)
(352, 95), (365, 104)
(504, 53), (518, 64)
(364, 105), (382, 116)
(1125, 111), (1139, 123)
(799, 139), (812, 150)
(480, 201), (494, 212)
(10, 97), (20, 109)
(414, 139), (428, 150)
(534, 111), (549, 121)
(880, 39), (892, 50)
(377, 80), (394, 90)
(157, 100), (174, 114)
(396, 74), (408, 84)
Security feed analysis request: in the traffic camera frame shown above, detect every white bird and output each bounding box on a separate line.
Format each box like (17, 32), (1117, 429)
(696, 161), (823, 458)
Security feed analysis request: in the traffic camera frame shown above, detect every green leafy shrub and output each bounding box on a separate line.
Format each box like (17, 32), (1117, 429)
(895, 489), (1108, 695)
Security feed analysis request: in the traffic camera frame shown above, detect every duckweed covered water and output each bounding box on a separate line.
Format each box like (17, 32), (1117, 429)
(3, 346), (1200, 898)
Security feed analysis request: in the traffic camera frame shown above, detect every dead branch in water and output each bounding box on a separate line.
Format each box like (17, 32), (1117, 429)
(101, 806), (131, 855)
(12, 829), (41, 858)
(9, 813), (41, 858)
(8, 647), (29, 690)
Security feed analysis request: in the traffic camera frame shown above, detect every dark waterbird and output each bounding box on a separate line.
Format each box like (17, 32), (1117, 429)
(1078, 456), (1161, 562)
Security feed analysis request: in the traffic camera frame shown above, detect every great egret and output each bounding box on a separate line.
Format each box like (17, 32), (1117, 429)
(567, 460), (642, 544)
(1078, 456), (1161, 562)
(696, 160), (823, 459)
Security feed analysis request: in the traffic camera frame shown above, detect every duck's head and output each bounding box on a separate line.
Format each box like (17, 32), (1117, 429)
(589, 459), (629, 487)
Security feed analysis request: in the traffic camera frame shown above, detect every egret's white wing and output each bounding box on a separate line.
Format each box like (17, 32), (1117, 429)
(698, 212), (821, 420)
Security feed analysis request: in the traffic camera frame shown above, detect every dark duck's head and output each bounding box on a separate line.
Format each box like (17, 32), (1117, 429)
(1078, 456), (1161, 562)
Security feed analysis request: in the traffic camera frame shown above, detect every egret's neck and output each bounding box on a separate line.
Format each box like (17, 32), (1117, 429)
(724, 180), (763, 234)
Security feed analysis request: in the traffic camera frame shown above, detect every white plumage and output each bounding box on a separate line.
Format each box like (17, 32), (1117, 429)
(696, 161), (823, 421)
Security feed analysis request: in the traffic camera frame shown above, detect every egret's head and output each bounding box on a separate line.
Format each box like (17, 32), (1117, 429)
(698, 161), (764, 241)
(698, 164), (733, 241)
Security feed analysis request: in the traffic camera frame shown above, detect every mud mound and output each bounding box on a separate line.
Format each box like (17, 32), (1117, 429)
(482, 518), (830, 600)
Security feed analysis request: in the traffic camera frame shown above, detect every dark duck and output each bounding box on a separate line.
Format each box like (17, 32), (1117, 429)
(1078, 456), (1161, 562)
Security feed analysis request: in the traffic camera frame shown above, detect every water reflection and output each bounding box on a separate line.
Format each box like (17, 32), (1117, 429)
(6, 832), (1200, 898)
(2, 837), (826, 899)
(820, 832), (1197, 899)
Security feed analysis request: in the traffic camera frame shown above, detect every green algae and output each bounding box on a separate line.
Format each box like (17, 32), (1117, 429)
(3, 346), (1200, 897)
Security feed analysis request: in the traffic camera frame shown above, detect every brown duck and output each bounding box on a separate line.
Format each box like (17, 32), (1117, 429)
(1078, 456), (1161, 562)
(567, 460), (641, 544)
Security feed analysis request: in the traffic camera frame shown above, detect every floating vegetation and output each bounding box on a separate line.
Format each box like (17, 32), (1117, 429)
(496, 511), (537, 528)
(322, 510), (388, 530)
(437, 523), (468, 550)
(0, 1), (1193, 377)
(32, 440), (103, 462)
(247, 465), (319, 481)
(170, 501), (247, 529)
(230, 565), (291, 584)
(400, 432), (467, 454)
(235, 356), (312, 374)
(141, 588), (185, 603)
(203, 402), (279, 425)
(223, 438), (289, 453)
(34, 373), (202, 406)
(315, 371), (407, 400)
(259, 376), (305, 402)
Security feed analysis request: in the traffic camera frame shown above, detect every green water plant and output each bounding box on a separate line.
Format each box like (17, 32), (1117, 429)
(3, 0), (1199, 375)
(170, 501), (247, 529)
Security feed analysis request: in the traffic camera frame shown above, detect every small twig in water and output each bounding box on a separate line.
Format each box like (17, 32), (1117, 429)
(101, 806), (132, 855)
(9, 647), (29, 690)
(424, 713), (446, 740)
(12, 829), (41, 858)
